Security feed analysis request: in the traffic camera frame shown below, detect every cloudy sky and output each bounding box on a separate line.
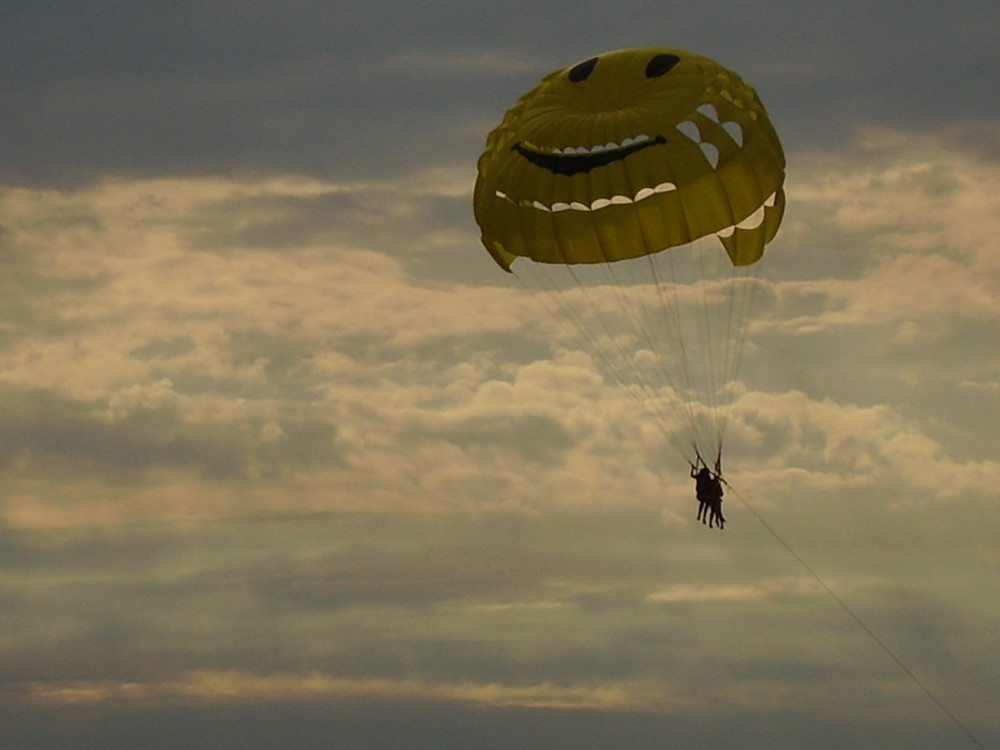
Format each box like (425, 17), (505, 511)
(2, 1), (999, 748)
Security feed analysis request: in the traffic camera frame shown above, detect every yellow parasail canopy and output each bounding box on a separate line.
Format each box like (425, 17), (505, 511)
(474, 48), (785, 271)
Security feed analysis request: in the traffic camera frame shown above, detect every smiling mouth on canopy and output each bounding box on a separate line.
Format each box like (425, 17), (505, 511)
(512, 134), (667, 176)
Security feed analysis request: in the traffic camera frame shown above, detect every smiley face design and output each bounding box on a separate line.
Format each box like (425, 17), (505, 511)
(474, 48), (786, 271)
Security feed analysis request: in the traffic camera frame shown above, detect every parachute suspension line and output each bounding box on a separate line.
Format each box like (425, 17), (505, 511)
(512, 261), (693, 464)
(716, 266), (760, 452)
(511, 263), (605, 372)
(695, 247), (723, 455)
(508, 244), (760, 474)
(652, 268), (704, 458)
(513, 263), (615, 383)
(727, 481), (986, 750)
(661, 250), (706, 432)
(646, 249), (710, 455)
(648, 244), (736, 465)
(711, 262), (759, 455)
(569, 261), (678, 441)
(702, 248), (756, 461)
(717, 269), (740, 450)
(600, 257), (703, 459)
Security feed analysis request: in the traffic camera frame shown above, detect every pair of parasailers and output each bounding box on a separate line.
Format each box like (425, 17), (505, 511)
(690, 453), (725, 530)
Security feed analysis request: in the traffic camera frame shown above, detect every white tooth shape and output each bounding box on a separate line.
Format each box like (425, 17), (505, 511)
(700, 142), (720, 168)
(723, 121), (744, 146)
(634, 187), (654, 201)
(697, 104), (720, 122)
(736, 204), (766, 229)
(677, 121), (701, 142)
(552, 147), (564, 155)
(591, 143), (608, 153)
(591, 198), (612, 210)
(715, 196), (771, 238)
(654, 181), (677, 193)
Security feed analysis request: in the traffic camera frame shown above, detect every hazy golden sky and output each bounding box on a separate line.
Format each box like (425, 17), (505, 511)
(2, 1), (998, 748)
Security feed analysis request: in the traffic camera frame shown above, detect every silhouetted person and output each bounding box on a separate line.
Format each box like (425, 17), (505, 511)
(692, 466), (710, 521)
(691, 465), (725, 530)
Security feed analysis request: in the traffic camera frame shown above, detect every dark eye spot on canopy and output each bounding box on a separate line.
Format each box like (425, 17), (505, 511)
(646, 53), (680, 78)
(568, 57), (598, 82)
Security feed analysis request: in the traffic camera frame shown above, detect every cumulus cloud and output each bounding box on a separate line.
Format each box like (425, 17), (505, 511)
(726, 389), (1000, 501)
(763, 127), (1000, 342)
(3, 132), (997, 532)
(0, 127), (997, 750)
